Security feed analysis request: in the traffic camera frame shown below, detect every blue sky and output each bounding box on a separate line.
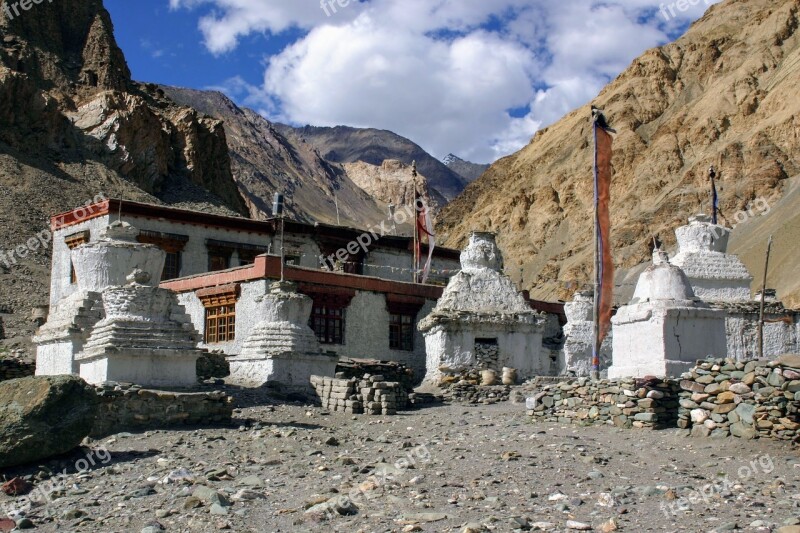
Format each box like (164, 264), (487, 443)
(105, 0), (719, 164)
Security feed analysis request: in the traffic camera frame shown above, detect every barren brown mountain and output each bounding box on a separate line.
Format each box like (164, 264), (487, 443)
(438, 0), (800, 306)
(161, 87), (397, 228)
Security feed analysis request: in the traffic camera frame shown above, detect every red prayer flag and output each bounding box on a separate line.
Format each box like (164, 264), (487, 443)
(594, 123), (614, 344)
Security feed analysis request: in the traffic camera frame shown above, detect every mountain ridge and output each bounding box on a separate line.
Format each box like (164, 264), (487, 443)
(273, 124), (469, 201)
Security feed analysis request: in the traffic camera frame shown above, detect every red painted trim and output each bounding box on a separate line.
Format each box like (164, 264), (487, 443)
(51, 200), (112, 231)
(161, 254), (445, 300)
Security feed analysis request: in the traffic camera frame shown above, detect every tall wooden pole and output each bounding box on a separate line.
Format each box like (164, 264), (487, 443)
(709, 166), (718, 225)
(757, 235), (773, 359)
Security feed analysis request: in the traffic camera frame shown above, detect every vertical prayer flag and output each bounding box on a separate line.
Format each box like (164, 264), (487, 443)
(417, 199), (436, 284)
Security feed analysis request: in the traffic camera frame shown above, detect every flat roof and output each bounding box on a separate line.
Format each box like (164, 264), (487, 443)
(161, 254), (566, 317)
(51, 199), (461, 259)
(160, 254), (447, 299)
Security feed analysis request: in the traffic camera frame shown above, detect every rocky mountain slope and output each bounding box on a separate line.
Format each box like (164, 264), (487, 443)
(342, 159), (446, 213)
(443, 153), (489, 182)
(161, 87), (393, 227)
(0, 0), (249, 346)
(274, 124), (469, 201)
(438, 0), (800, 306)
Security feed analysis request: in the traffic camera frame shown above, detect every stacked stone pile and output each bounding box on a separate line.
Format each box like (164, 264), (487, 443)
(677, 355), (800, 441)
(310, 374), (408, 415)
(526, 377), (679, 429)
(0, 350), (35, 381)
(438, 369), (512, 404)
(335, 358), (416, 391)
(91, 382), (234, 438)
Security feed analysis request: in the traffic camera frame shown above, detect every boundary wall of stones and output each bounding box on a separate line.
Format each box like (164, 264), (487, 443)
(0, 358), (35, 381)
(527, 376), (679, 429)
(526, 356), (800, 443)
(91, 383), (234, 438)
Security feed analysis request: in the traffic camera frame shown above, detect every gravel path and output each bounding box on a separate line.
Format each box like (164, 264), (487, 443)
(2, 399), (799, 532)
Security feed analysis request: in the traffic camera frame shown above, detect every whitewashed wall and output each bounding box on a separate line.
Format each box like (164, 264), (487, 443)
(724, 313), (799, 360)
(178, 281), (437, 382)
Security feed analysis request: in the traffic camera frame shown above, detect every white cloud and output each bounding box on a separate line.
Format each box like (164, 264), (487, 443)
(170, 0), (721, 163)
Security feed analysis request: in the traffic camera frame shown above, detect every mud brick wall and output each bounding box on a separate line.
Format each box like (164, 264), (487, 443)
(310, 375), (408, 415)
(91, 383), (234, 438)
(526, 377), (680, 429)
(677, 356), (800, 442)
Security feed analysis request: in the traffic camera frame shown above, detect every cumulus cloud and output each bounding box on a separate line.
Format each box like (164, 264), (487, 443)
(170, 0), (721, 163)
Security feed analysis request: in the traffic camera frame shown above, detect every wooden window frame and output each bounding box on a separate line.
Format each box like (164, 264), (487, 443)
(386, 294), (424, 352)
(162, 251), (182, 281)
(300, 285), (355, 346)
(310, 304), (346, 345)
(137, 230), (189, 281)
(198, 285), (240, 344)
(65, 231), (89, 284)
(389, 312), (415, 351)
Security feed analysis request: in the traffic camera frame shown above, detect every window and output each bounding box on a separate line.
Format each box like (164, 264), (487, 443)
(65, 231), (90, 285)
(208, 251), (231, 272)
(301, 286), (355, 345)
(198, 284), (240, 344)
(136, 230), (188, 281)
(390, 313), (415, 351)
(238, 250), (259, 266)
(206, 240), (267, 271)
(205, 304), (236, 344)
(386, 295), (424, 352)
(310, 305), (345, 345)
(162, 251), (181, 281)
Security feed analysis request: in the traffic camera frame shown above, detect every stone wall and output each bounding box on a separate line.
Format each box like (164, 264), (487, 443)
(0, 357), (35, 381)
(90, 383), (234, 438)
(525, 356), (800, 443)
(526, 377), (680, 429)
(677, 355), (799, 441)
(310, 375), (408, 415)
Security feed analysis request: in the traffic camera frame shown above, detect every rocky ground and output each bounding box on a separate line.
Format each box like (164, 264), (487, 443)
(1, 392), (799, 533)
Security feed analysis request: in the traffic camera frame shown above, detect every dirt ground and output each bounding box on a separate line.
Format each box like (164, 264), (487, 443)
(2, 395), (799, 533)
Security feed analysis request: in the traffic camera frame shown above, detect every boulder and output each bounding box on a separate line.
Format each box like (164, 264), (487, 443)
(0, 376), (98, 468)
(775, 354), (800, 369)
